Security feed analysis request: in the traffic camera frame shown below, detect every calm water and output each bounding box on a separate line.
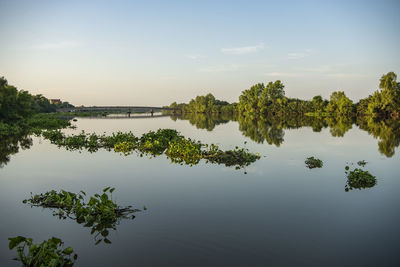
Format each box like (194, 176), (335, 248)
(1, 115), (399, 266)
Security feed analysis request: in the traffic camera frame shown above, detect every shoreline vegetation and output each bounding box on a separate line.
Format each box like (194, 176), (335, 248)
(164, 72), (399, 119)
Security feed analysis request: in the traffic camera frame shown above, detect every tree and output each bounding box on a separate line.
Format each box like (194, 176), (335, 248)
(312, 95), (326, 113)
(366, 72), (400, 118)
(326, 91), (354, 115)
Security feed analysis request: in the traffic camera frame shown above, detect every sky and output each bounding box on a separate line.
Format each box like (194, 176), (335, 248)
(0, 0), (399, 106)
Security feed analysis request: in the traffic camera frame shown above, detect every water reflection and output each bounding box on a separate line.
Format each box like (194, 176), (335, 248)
(236, 115), (285, 146)
(170, 114), (400, 157)
(325, 116), (354, 137)
(0, 134), (33, 168)
(356, 117), (400, 157)
(0, 115), (399, 169)
(169, 113), (231, 131)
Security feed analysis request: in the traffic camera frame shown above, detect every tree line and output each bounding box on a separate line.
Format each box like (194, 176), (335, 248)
(166, 72), (399, 119)
(0, 76), (73, 123)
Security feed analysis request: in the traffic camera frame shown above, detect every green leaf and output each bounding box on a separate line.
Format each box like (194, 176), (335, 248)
(49, 237), (62, 246)
(101, 230), (109, 237)
(63, 247), (74, 255)
(8, 236), (26, 250)
(103, 187), (111, 193)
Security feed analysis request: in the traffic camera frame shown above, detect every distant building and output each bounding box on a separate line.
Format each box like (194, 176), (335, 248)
(50, 99), (62, 104)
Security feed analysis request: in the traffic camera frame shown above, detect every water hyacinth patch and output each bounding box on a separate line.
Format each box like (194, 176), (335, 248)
(23, 187), (142, 244)
(305, 156), (323, 169)
(345, 168), (377, 191)
(357, 160), (367, 167)
(8, 236), (77, 266)
(42, 129), (260, 170)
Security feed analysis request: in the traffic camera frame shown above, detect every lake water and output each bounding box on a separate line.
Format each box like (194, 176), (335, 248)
(1, 114), (399, 266)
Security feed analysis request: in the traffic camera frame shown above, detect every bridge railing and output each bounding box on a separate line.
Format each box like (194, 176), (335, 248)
(56, 106), (180, 113)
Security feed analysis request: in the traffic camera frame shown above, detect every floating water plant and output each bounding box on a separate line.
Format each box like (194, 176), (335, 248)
(345, 168), (377, 191)
(357, 160), (367, 167)
(305, 156), (323, 169)
(23, 187), (141, 244)
(8, 236), (77, 266)
(42, 129), (260, 170)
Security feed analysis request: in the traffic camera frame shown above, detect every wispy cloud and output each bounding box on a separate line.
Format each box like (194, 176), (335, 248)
(266, 72), (302, 77)
(32, 41), (81, 50)
(298, 65), (331, 73)
(185, 54), (206, 60)
(266, 70), (366, 79)
(221, 43), (264, 55)
(199, 64), (243, 72)
(287, 49), (312, 59)
(325, 73), (367, 78)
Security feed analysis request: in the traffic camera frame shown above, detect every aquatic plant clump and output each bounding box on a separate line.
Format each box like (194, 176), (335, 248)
(345, 168), (377, 191)
(42, 129), (261, 170)
(205, 147), (260, 169)
(8, 236), (77, 266)
(305, 156), (323, 169)
(24, 187), (141, 244)
(357, 160), (368, 167)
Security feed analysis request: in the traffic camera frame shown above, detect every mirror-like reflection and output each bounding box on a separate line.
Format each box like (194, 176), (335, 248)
(1, 114), (398, 171)
(356, 117), (400, 157)
(0, 133), (33, 168)
(169, 113), (399, 157)
(169, 113), (231, 131)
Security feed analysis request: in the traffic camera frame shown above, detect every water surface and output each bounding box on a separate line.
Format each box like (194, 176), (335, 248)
(1, 115), (399, 266)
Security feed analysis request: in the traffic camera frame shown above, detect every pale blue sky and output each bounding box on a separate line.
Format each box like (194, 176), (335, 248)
(0, 0), (399, 105)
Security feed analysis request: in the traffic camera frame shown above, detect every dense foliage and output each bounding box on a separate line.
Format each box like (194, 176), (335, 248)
(0, 77), (73, 122)
(166, 93), (236, 114)
(0, 77), (74, 140)
(23, 187), (141, 245)
(356, 72), (400, 118)
(8, 236), (77, 266)
(167, 72), (399, 119)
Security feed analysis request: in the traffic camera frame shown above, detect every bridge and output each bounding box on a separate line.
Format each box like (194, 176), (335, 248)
(57, 106), (180, 115)
(79, 114), (171, 119)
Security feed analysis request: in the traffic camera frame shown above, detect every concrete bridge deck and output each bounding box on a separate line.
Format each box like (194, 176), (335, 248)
(57, 106), (179, 113)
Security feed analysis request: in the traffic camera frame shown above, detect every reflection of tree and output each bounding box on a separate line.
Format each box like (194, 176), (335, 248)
(357, 117), (400, 157)
(0, 134), (33, 168)
(325, 116), (354, 137)
(170, 113), (230, 131)
(237, 115), (285, 146)
(172, 113), (400, 157)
